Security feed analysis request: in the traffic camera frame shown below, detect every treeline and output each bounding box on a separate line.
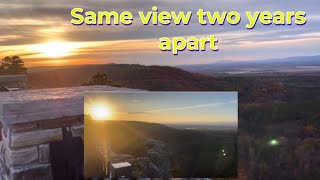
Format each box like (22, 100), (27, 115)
(0, 56), (27, 75)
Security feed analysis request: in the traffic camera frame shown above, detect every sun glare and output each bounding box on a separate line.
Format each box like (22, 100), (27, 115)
(31, 41), (80, 58)
(89, 104), (112, 121)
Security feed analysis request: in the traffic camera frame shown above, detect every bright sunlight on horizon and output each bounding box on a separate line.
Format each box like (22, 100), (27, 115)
(88, 104), (113, 121)
(29, 41), (82, 58)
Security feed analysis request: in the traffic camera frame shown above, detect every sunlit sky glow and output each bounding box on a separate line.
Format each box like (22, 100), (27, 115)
(84, 92), (238, 126)
(0, 0), (320, 67)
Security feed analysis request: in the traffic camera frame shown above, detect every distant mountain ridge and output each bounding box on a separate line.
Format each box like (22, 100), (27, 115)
(177, 55), (320, 74)
(179, 55), (320, 67)
(27, 64), (230, 90)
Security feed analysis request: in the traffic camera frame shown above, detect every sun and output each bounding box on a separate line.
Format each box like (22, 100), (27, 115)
(31, 41), (80, 58)
(89, 104), (112, 121)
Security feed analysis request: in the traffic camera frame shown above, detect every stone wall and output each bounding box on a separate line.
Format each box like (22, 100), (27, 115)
(0, 75), (27, 90)
(0, 86), (138, 180)
(0, 116), (83, 180)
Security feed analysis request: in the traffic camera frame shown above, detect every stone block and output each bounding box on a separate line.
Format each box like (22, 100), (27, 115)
(71, 125), (84, 138)
(11, 123), (38, 133)
(9, 163), (52, 180)
(2, 107), (83, 126)
(0, 154), (9, 180)
(5, 146), (38, 166)
(1, 97), (82, 116)
(10, 128), (62, 148)
(39, 144), (50, 163)
(39, 116), (83, 130)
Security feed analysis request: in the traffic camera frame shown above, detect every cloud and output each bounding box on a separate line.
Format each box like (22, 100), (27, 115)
(127, 112), (146, 114)
(147, 102), (225, 113)
(1, 0), (319, 65)
(124, 102), (226, 115)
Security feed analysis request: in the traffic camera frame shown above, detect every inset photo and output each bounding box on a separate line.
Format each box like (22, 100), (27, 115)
(84, 92), (238, 178)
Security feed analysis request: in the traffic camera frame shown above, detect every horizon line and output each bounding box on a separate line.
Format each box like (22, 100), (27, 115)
(24, 54), (320, 68)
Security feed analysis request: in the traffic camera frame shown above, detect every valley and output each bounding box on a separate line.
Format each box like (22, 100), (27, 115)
(85, 120), (237, 178)
(26, 56), (320, 179)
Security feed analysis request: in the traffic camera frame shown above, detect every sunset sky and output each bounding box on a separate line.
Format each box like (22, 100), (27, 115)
(0, 0), (319, 66)
(84, 92), (237, 126)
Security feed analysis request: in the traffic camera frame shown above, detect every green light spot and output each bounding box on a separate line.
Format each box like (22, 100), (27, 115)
(269, 139), (279, 146)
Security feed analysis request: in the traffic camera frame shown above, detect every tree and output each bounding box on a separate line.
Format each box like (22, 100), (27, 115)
(83, 73), (121, 87)
(1, 56), (27, 75)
